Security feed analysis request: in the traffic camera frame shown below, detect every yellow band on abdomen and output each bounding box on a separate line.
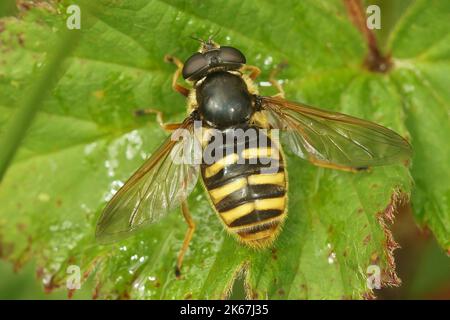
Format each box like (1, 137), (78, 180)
(248, 172), (285, 186)
(241, 147), (279, 159)
(220, 202), (255, 225)
(254, 197), (286, 211)
(204, 153), (239, 178)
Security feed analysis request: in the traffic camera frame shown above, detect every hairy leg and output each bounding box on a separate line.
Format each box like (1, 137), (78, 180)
(164, 54), (190, 97)
(175, 201), (196, 278)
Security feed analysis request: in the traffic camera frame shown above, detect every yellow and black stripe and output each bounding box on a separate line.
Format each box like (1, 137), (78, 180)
(201, 125), (287, 247)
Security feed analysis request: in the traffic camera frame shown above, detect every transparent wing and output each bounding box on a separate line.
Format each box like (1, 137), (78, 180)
(261, 96), (412, 169)
(96, 119), (200, 242)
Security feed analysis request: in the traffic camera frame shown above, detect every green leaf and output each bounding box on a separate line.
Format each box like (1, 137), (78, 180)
(0, 0), (446, 300)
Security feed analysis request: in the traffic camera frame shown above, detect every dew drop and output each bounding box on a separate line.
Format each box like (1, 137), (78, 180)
(62, 221), (72, 229)
(264, 56), (273, 66)
(125, 130), (143, 160)
(403, 84), (415, 93)
(104, 180), (124, 201)
(104, 159), (118, 177)
(84, 142), (97, 155)
(140, 151), (149, 160)
(80, 203), (91, 213)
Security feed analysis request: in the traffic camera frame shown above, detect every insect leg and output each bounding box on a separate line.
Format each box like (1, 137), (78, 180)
(241, 65), (261, 80)
(134, 108), (184, 132)
(308, 157), (370, 173)
(269, 62), (288, 99)
(164, 55), (190, 97)
(175, 200), (196, 278)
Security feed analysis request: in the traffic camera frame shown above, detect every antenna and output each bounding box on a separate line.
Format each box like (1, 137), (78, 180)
(189, 35), (206, 45)
(208, 28), (221, 42)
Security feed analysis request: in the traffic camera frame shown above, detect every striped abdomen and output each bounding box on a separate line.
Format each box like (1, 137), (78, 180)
(201, 125), (287, 247)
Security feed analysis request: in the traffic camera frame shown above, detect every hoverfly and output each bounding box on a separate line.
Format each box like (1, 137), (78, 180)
(96, 38), (411, 276)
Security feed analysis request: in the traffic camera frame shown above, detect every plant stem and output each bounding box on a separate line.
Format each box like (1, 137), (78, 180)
(343, 0), (392, 73)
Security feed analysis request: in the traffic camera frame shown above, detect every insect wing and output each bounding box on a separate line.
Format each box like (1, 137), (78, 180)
(261, 96), (412, 169)
(96, 120), (200, 241)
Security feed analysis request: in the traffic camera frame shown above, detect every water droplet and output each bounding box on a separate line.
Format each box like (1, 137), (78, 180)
(403, 84), (415, 93)
(104, 180), (124, 201)
(104, 159), (118, 177)
(140, 151), (149, 160)
(80, 203), (91, 213)
(264, 56), (273, 66)
(125, 130), (143, 160)
(62, 220), (72, 229)
(84, 142), (97, 155)
(42, 274), (52, 285)
(328, 252), (337, 264)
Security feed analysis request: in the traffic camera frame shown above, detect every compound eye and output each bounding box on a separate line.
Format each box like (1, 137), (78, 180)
(182, 53), (208, 80)
(218, 46), (246, 64)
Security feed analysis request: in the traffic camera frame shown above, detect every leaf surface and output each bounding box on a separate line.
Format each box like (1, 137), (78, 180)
(0, 0), (447, 299)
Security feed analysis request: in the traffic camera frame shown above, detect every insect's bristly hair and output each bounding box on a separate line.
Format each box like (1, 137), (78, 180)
(189, 35), (208, 53)
(208, 28), (222, 42)
(189, 34), (206, 45)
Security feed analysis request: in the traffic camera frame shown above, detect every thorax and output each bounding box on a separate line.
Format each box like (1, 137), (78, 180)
(195, 71), (255, 128)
